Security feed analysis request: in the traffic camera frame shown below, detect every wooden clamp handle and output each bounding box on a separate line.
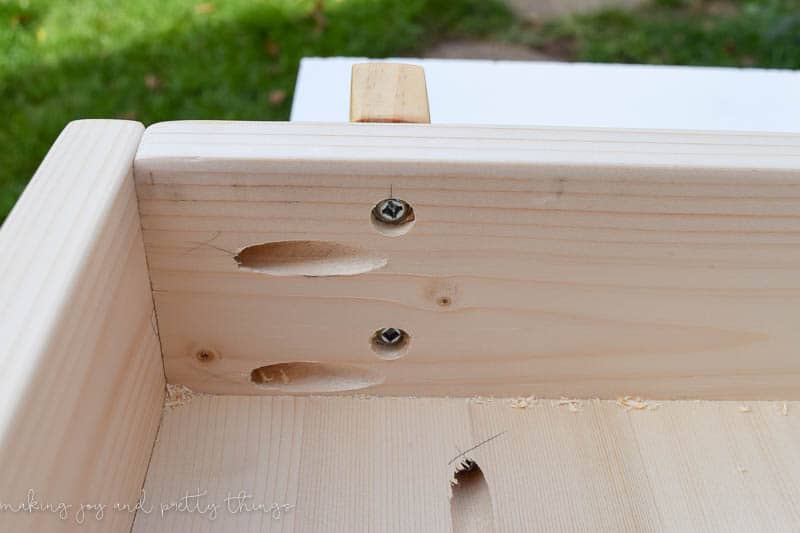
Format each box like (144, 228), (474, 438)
(349, 63), (430, 124)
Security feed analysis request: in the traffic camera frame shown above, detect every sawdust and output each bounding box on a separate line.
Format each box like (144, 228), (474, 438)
(553, 397), (582, 413)
(352, 393), (374, 400)
(452, 458), (477, 480)
(468, 396), (495, 405)
(738, 405), (752, 413)
(616, 395), (660, 411)
(164, 384), (194, 410)
(782, 402), (789, 416)
(508, 396), (537, 409)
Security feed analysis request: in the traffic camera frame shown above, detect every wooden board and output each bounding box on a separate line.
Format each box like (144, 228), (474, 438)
(134, 120), (800, 399)
(349, 63), (430, 123)
(133, 394), (800, 532)
(0, 120), (165, 532)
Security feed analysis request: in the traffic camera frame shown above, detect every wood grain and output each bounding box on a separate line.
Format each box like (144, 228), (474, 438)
(133, 395), (800, 532)
(350, 63), (430, 123)
(0, 120), (165, 532)
(134, 121), (800, 398)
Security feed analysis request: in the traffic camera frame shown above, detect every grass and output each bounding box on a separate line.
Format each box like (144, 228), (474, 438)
(0, 0), (513, 221)
(1, 0), (799, 222)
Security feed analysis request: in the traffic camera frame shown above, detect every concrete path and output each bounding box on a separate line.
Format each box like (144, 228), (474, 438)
(426, 0), (644, 61)
(424, 40), (553, 61)
(506, 0), (643, 20)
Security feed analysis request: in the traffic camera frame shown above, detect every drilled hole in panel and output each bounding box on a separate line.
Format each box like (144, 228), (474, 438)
(250, 362), (383, 393)
(235, 241), (386, 277)
(450, 459), (495, 533)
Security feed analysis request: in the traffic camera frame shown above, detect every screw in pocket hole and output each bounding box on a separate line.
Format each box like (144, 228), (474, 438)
(370, 327), (410, 360)
(371, 198), (415, 236)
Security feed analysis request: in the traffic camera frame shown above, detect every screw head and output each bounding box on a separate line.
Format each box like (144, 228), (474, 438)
(376, 327), (404, 345)
(373, 198), (412, 225)
(371, 327), (410, 360)
(195, 349), (215, 362)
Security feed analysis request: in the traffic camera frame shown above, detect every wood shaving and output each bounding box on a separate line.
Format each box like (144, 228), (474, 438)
(736, 465), (748, 474)
(782, 402), (789, 416)
(469, 396), (495, 405)
(352, 393), (373, 400)
(738, 405), (752, 413)
(616, 395), (660, 411)
(164, 384), (194, 410)
(279, 369), (291, 384)
(508, 396), (537, 409)
(554, 397), (582, 413)
(453, 458), (477, 477)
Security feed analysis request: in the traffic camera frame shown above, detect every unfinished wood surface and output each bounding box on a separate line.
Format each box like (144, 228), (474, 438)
(0, 120), (165, 532)
(350, 63), (430, 123)
(134, 394), (800, 532)
(134, 120), (800, 399)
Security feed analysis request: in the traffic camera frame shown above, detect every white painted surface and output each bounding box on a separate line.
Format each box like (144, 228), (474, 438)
(291, 57), (800, 132)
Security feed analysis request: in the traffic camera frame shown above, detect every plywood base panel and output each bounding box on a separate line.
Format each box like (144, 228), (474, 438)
(134, 395), (800, 532)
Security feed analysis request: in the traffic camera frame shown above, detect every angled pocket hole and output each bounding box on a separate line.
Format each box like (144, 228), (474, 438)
(451, 459), (495, 533)
(235, 240), (387, 277)
(250, 362), (383, 393)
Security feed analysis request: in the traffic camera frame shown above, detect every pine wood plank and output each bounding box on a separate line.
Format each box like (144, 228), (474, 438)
(350, 63), (430, 123)
(0, 120), (165, 532)
(134, 121), (800, 398)
(133, 395), (800, 532)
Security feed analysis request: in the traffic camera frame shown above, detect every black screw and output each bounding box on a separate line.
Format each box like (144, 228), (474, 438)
(373, 198), (412, 225)
(375, 327), (405, 346)
(371, 327), (410, 360)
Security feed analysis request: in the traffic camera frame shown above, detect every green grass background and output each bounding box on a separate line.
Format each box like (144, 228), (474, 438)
(1, 0), (798, 222)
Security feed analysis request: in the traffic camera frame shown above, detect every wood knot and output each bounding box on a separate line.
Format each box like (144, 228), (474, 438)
(424, 278), (459, 309)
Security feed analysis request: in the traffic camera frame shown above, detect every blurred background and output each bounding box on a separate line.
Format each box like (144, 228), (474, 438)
(1, 0), (799, 222)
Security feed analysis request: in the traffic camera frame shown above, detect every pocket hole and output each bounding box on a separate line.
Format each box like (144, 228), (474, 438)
(370, 198), (415, 237)
(451, 459), (495, 533)
(370, 327), (410, 360)
(249, 362), (383, 393)
(235, 240), (387, 277)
